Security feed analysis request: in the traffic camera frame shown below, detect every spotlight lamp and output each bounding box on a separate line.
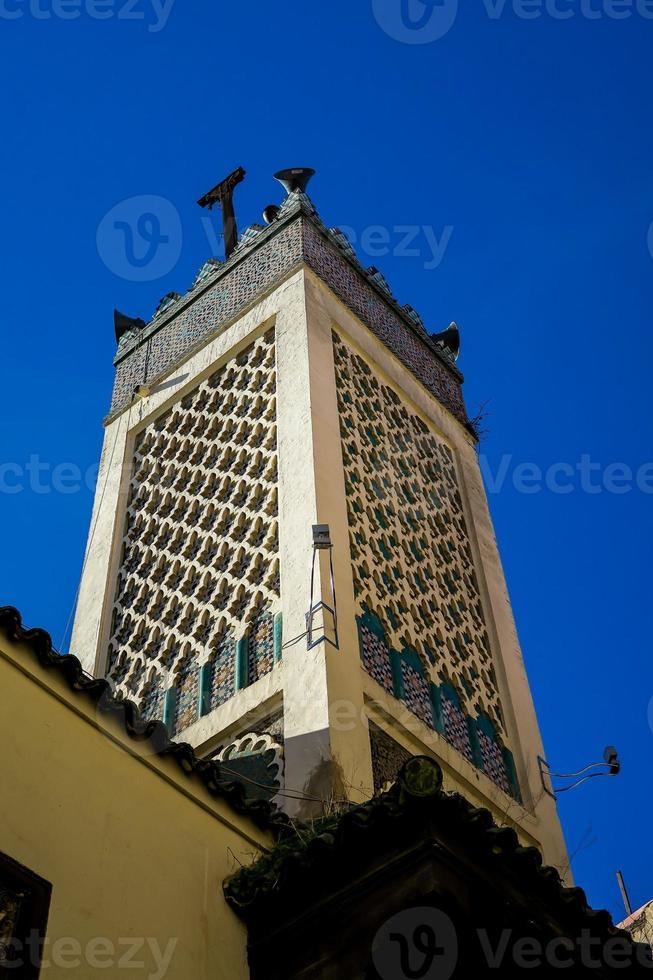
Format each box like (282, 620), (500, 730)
(538, 746), (621, 799)
(312, 524), (332, 550)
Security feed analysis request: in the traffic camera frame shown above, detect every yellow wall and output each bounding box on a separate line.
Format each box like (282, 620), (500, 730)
(0, 633), (273, 979)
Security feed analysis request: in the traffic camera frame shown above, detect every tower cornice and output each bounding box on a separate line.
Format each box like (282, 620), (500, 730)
(108, 192), (466, 426)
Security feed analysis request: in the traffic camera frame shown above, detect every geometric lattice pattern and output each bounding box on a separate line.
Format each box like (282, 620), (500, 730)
(248, 608), (275, 685)
(208, 633), (237, 713)
(400, 659), (434, 729)
(333, 330), (505, 735)
(478, 728), (511, 796)
(359, 622), (394, 695)
(173, 654), (200, 735)
(140, 671), (165, 723)
(106, 328), (280, 728)
(441, 690), (474, 764)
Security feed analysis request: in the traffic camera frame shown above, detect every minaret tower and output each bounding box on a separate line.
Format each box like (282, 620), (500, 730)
(70, 168), (568, 870)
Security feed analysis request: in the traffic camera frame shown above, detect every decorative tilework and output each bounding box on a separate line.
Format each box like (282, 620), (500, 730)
(173, 654), (199, 735)
(359, 620), (394, 695)
(478, 728), (511, 797)
(209, 633), (236, 712)
(110, 196), (465, 428)
(441, 691), (474, 765)
(111, 222), (303, 412)
(358, 609), (519, 798)
(247, 607), (275, 684)
(141, 673), (164, 723)
(305, 223), (466, 424)
(400, 658), (434, 729)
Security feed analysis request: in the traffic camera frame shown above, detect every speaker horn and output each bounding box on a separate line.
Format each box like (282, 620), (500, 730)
(274, 167), (316, 195)
(431, 321), (460, 361)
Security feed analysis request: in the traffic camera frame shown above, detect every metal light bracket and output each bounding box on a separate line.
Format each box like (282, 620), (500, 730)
(538, 746), (620, 799)
(306, 525), (339, 650)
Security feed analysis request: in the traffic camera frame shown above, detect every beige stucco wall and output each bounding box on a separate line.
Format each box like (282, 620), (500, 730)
(0, 631), (272, 979)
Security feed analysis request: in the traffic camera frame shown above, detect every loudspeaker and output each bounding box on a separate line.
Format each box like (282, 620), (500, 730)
(274, 167), (316, 195)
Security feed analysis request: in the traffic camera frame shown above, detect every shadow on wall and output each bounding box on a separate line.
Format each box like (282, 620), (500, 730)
(283, 728), (350, 820)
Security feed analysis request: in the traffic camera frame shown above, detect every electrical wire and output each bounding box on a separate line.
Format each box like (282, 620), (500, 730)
(555, 772), (614, 794)
(282, 623), (338, 651)
(540, 756), (619, 798)
(545, 761), (614, 780)
(281, 629), (309, 650)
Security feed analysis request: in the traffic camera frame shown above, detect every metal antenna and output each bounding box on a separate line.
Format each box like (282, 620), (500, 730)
(197, 166), (246, 259)
(617, 870), (634, 918)
(538, 746), (620, 798)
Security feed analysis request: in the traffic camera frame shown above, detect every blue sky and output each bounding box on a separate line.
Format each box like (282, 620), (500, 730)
(1, 0), (651, 921)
